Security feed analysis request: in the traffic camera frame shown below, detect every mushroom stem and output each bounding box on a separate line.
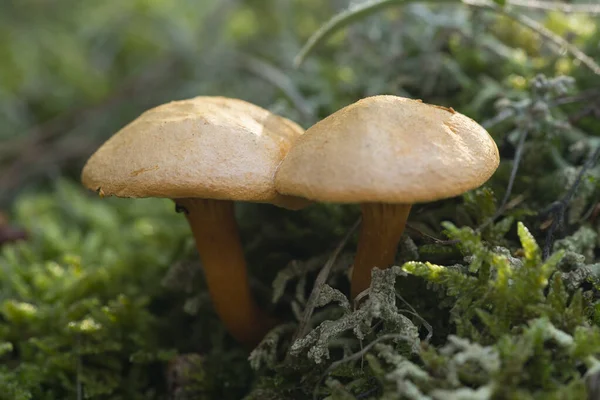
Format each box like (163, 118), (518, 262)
(351, 203), (412, 299)
(176, 198), (274, 346)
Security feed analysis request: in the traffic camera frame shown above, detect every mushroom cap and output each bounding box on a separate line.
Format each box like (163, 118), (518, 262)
(82, 96), (308, 209)
(275, 95), (499, 204)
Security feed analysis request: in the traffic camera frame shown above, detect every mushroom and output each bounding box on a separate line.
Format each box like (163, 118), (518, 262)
(275, 95), (499, 299)
(82, 96), (308, 346)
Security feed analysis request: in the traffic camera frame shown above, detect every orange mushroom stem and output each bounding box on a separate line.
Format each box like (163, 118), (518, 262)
(175, 198), (275, 347)
(351, 203), (412, 299)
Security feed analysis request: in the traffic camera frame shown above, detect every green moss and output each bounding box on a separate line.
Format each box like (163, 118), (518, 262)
(0, 180), (258, 399)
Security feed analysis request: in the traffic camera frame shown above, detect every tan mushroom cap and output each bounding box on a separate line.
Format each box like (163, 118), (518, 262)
(82, 96), (308, 209)
(275, 95), (499, 204)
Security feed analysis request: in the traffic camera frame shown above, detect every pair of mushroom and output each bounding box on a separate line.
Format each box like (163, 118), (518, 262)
(82, 95), (498, 347)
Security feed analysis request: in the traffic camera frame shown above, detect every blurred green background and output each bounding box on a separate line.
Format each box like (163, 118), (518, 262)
(1, 0), (597, 204)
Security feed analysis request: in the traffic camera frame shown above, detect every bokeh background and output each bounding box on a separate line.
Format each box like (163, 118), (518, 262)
(2, 0), (597, 204)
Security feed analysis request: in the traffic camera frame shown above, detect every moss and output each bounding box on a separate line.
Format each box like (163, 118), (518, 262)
(0, 180), (252, 399)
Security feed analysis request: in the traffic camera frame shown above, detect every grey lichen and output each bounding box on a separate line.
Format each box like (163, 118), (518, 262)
(316, 284), (351, 313)
(271, 253), (354, 304)
(249, 323), (297, 371)
(373, 343), (431, 400)
(290, 267), (419, 364)
(430, 386), (493, 400)
(437, 336), (500, 386)
(554, 226), (598, 263)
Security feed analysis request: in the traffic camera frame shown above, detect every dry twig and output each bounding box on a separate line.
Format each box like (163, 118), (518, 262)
(541, 145), (600, 258)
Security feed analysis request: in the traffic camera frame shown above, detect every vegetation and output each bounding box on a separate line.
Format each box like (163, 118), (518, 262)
(1, 0), (600, 398)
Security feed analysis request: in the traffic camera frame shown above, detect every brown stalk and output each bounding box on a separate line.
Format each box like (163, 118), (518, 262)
(176, 198), (275, 347)
(351, 203), (411, 299)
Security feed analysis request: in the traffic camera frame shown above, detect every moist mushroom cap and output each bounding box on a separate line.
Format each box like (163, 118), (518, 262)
(275, 95), (499, 204)
(82, 96), (307, 208)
